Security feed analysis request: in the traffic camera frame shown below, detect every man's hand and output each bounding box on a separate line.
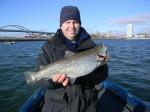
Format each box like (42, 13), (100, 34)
(52, 74), (69, 86)
(104, 53), (109, 62)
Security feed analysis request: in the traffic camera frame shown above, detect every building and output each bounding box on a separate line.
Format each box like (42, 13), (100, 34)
(126, 24), (133, 37)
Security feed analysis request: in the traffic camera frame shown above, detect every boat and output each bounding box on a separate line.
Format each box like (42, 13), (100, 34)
(19, 80), (150, 112)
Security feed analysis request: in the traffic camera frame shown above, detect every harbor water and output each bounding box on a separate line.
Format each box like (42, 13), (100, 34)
(0, 39), (150, 112)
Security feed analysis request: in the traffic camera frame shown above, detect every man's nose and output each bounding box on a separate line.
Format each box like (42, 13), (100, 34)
(70, 22), (75, 28)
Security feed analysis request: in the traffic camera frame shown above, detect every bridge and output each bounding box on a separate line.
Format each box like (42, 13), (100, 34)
(0, 25), (55, 42)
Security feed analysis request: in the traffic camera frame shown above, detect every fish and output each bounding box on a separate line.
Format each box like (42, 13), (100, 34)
(24, 44), (108, 84)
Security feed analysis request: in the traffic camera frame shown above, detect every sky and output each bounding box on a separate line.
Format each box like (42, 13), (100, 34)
(0, 0), (150, 35)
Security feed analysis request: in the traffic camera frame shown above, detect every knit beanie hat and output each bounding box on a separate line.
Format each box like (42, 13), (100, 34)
(60, 6), (81, 26)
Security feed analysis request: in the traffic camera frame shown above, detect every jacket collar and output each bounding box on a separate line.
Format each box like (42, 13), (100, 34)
(48, 27), (96, 52)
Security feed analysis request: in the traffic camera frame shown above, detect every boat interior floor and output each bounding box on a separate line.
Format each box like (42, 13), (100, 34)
(98, 87), (146, 112)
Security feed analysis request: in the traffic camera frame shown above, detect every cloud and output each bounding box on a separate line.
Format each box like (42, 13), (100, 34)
(109, 14), (150, 26)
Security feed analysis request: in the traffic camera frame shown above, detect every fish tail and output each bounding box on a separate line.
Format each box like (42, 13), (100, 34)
(24, 71), (36, 84)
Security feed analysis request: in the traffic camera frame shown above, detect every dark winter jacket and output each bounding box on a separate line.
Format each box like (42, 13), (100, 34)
(36, 27), (108, 112)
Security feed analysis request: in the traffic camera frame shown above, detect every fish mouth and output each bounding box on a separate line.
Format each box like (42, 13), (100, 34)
(96, 53), (107, 67)
(96, 53), (106, 61)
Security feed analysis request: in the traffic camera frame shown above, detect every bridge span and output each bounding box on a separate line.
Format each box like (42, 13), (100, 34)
(0, 25), (55, 42)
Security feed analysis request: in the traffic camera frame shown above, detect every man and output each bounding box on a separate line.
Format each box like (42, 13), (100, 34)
(37, 6), (108, 112)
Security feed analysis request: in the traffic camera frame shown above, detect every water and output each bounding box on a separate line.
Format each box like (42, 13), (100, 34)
(0, 40), (150, 112)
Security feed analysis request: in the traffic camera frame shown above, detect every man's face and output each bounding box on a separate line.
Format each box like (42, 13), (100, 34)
(61, 20), (80, 41)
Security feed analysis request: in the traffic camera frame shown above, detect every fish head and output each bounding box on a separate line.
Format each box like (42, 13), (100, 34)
(96, 44), (107, 58)
(96, 44), (108, 65)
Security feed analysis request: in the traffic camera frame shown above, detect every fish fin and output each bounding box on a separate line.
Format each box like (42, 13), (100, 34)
(24, 71), (36, 85)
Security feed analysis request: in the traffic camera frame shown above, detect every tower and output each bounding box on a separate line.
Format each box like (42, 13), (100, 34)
(126, 24), (133, 37)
